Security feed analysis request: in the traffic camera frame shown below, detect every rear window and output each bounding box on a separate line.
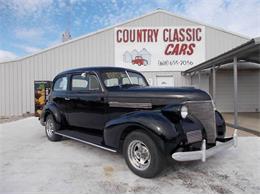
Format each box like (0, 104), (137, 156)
(53, 76), (68, 91)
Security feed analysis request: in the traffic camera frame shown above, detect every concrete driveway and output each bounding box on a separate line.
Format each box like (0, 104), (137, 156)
(0, 117), (260, 193)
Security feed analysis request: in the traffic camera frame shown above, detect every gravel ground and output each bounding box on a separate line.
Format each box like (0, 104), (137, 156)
(0, 117), (260, 193)
(0, 114), (32, 124)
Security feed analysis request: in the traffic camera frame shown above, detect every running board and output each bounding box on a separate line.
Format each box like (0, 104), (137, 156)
(55, 131), (117, 153)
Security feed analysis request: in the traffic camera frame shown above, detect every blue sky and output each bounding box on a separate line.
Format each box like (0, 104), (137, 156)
(0, 0), (260, 62)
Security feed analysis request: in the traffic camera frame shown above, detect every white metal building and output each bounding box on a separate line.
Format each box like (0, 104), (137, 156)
(1, 9), (258, 117)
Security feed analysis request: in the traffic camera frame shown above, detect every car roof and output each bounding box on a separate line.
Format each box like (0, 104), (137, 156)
(56, 66), (140, 76)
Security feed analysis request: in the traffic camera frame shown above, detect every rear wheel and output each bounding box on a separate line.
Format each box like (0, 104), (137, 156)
(45, 115), (62, 141)
(123, 131), (165, 178)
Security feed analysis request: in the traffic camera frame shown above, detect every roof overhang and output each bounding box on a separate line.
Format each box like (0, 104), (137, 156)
(183, 37), (260, 74)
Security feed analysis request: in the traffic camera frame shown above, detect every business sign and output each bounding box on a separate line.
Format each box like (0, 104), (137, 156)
(115, 26), (205, 71)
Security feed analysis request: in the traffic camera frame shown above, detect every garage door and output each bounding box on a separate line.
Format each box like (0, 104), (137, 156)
(156, 76), (174, 87)
(215, 70), (260, 112)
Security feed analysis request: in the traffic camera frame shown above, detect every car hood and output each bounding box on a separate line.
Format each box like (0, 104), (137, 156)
(108, 86), (211, 105)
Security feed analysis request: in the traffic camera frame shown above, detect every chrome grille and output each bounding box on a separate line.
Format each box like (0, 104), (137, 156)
(185, 101), (216, 143)
(186, 130), (202, 143)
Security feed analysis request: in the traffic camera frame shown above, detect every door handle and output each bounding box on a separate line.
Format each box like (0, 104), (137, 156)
(64, 97), (70, 101)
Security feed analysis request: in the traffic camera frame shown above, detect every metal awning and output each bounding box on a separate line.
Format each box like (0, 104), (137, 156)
(182, 37), (260, 134)
(184, 37), (260, 74)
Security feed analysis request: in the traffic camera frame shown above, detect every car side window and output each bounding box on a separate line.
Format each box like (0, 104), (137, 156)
(72, 75), (88, 91)
(104, 78), (119, 87)
(89, 75), (101, 91)
(53, 76), (68, 91)
(122, 77), (131, 85)
(128, 72), (147, 86)
(71, 74), (101, 91)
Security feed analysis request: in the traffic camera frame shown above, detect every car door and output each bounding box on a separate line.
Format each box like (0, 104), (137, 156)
(51, 74), (70, 122)
(67, 72), (107, 130)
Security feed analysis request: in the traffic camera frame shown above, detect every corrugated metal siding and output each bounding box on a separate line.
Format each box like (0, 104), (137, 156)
(0, 11), (251, 116)
(0, 29), (115, 116)
(213, 69), (260, 112)
(191, 72), (210, 93)
(205, 28), (248, 59)
(142, 71), (190, 87)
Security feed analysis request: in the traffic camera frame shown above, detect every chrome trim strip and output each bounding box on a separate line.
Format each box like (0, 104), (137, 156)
(55, 132), (117, 153)
(183, 100), (214, 104)
(109, 101), (152, 109)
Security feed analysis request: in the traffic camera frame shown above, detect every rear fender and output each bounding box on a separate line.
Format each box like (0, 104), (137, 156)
(104, 111), (178, 150)
(42, 103), (63, 125)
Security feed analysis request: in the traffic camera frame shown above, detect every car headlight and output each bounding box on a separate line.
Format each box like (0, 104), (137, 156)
(180, 105), (188, 119)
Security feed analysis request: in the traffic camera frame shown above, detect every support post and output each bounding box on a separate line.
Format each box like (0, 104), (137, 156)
(212, 66), (216, 102)
(233, 56), (238, 127)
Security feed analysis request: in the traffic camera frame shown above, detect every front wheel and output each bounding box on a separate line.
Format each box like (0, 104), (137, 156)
(45, 115), (63, 141)
(123, 131), (165, 178)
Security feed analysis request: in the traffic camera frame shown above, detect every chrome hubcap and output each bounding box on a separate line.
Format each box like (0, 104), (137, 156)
(128, 140), (151, 171)
(46, 119), (54, 137)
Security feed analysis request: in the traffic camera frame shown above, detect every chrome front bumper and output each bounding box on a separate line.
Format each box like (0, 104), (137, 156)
(172, 129), (238, 162)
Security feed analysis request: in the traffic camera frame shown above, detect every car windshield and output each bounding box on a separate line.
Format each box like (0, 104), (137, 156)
(100, 70), (148, 89)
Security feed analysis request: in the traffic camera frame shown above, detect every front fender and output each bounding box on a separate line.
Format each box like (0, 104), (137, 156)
(215, 110), (226, 138)
(104, 110), (178, 149)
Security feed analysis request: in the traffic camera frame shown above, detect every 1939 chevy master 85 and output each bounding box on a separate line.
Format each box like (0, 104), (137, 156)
(40, 67), (237, 178)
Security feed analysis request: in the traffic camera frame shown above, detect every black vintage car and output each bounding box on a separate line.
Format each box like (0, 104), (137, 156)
(40, 67), (237, 178)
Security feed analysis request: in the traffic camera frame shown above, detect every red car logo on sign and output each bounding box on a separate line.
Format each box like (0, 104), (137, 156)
(132, 56), (148, 66)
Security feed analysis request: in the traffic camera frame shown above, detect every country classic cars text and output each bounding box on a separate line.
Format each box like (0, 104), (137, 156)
(116, 27), (203, 56)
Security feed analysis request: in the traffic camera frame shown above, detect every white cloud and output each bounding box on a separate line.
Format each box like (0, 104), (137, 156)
(57, 0), (67, 9)
(179, 0), (260, 37)
(90, 0), (259, 38)
(3, 0), (53, 16)
(70, 0), (86, 5)
(15, 44), (42, 54)
(0, 50), (17, 62)
(1, 0), (259, 62)
(14, 28), (44, 41)
(91, 1), (154, 27)
(47, 37), (62, 47)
